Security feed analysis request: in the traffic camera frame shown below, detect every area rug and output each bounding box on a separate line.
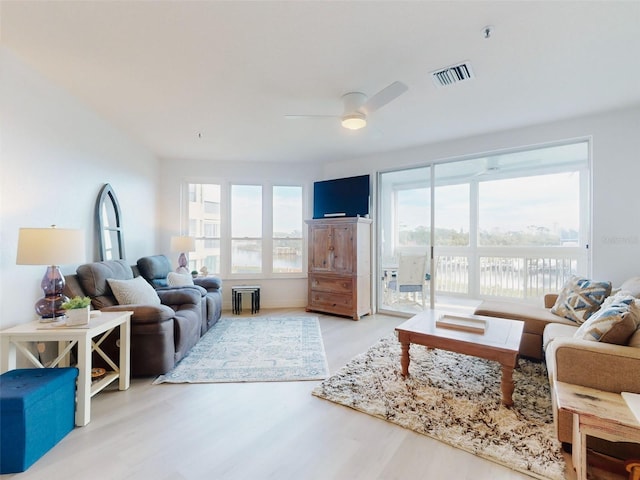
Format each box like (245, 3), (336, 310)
(153, 316), (329, 384)
(312, 335), (566, 480)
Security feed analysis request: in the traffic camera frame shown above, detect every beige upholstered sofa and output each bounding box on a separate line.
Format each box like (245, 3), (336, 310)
(545, 319), (640, 459)
(474, 294), (576, 360)
(474, 277), (640, 460)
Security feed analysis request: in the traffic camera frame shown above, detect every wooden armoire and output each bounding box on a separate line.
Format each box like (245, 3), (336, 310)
(305, 217), (372, 320)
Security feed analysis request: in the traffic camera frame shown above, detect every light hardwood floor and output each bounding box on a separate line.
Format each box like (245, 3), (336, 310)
(5, 309), (581, 480)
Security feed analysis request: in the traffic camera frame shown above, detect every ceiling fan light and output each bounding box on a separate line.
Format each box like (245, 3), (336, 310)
(341, 113), (367, 130)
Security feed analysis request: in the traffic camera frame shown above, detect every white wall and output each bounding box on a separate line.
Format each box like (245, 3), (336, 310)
(0, 48), (159, 328)
(322, 105), (640, 287)
(158, 158), (323, 310)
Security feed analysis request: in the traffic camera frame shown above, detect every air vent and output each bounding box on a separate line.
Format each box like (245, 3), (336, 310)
(431, 62), (474, 87)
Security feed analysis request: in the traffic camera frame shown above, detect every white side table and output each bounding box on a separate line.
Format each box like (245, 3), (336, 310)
(0, 311), (132, 426)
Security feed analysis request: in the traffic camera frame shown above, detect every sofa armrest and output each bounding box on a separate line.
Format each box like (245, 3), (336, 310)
(156, 284), (207, 296)
(544, 293), (559, 309)
(156, 287), (201, 307)
(101, 304), (175, 325)
(547, 337), (640, 394)
(193, 276), (222, 291)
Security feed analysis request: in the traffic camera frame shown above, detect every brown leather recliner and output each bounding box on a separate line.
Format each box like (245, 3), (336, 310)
(64, 259), (202, 376)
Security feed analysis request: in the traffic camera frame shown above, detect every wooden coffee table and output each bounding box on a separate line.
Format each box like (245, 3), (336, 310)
(395, 310), (524, 406)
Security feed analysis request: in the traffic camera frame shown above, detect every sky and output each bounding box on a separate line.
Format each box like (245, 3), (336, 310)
(398, 171), (580, 234)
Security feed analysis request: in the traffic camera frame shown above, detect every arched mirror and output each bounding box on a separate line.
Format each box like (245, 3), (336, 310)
(96, 183), (125, 261)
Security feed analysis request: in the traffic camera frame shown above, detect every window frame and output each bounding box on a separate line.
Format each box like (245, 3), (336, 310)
(377, 137), (591, 312)
(183, 180), (307, 280)
(272, 185), (304, 274)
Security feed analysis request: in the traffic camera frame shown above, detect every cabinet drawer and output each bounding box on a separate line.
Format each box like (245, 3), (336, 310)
(309, 275), (354, 294)
(309, 290), (353, 310)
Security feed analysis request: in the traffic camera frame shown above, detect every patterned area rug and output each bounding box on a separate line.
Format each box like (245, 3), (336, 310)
(153, 316), (329, 384)
(312, 335), (566, 480)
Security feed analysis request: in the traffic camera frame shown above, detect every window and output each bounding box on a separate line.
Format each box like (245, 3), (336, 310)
(435, 183), (470, 246)
(231, 185), (262, 273)
(204, 201), (220, 215)
(231, 185), (262, 274)
(188, 184), (221, 274)
(204, 222), (219, 238)
(273, 186), (303, 273)
(396, 186), (430, 249)
(478, 172), (580, 246)
(187, 182), (305, 277)
(378, 140), (589, 313)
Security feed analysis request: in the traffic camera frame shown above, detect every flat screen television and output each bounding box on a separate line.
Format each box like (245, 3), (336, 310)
(313, 174), (370, 219)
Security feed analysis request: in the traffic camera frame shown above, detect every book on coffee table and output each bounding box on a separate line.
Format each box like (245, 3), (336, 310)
(436, 314), (486, 334)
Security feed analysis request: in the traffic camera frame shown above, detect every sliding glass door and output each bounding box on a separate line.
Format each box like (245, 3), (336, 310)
(378, 166), (433, 314)
(377, 140), (590, 316)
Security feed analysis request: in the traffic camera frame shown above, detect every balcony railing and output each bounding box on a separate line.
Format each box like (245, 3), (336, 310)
(477, 255), (577, 298)
(433, 252), (580, 300)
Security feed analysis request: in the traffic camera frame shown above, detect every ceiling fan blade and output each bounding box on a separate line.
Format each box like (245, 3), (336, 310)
(284, 114), (339, 120)
(361, 81), (408, 114)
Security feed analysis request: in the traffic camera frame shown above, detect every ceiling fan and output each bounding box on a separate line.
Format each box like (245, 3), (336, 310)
(285, 81), (408, 130)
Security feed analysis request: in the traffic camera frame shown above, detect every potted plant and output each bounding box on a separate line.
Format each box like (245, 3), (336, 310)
(191, 270), (199, 279)
(61, 296), (91, 326)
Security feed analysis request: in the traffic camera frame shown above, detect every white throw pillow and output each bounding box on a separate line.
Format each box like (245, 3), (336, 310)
(107, 276), (161, 305)
(167, 271), (194, 287)
(619, 276), (640, 298)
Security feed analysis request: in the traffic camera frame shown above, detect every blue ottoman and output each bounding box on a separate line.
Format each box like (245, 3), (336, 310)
(0, 367), (78, 474)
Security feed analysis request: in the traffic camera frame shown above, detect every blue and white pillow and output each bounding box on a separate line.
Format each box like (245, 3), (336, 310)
(551, 275), (612, 324)
(573, 293), (639, 344)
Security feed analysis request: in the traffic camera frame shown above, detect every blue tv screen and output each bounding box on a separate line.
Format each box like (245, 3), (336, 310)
(313, 174), (370, 219)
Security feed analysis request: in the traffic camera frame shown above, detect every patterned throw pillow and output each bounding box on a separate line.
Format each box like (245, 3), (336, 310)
(167, 271), (195, 287)
(107, 276), (161, 305)
(551, 275), (612, 324)
(573, 294), (639, 344)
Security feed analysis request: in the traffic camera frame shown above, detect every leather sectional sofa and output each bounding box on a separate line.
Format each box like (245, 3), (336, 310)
(64, 259), (212, 376)
(136, 255), (222, 334)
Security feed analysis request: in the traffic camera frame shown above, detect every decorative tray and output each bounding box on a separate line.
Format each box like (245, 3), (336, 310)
(91, 367), (106, 381)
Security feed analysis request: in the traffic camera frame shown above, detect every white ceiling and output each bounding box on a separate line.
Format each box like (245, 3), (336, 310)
(3, 1), (640, 164)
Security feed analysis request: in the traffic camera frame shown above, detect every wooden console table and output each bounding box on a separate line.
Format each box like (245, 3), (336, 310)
(554, 381), (640, 480)
(0, 311), (132, 426)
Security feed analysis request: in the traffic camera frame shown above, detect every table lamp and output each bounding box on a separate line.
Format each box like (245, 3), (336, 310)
(16, 226), (85, 320)
(170, 235), (195, 275)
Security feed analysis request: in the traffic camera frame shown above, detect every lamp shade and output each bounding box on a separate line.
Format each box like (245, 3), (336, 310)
(170, 235), (195, 253)
(16, 227), (85, 266)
